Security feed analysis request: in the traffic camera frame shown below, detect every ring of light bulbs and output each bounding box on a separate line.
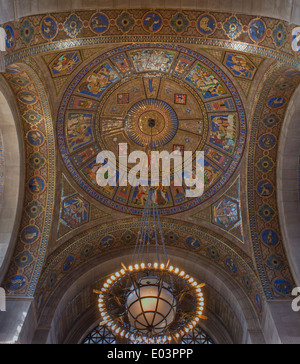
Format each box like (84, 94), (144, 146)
(97, 262), (206, 344)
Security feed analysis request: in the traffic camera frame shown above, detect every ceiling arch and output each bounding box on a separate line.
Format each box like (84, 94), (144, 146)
(0, 6), (300, 344)
(33, 245), (263, 344)
(1, 62), (56, 297)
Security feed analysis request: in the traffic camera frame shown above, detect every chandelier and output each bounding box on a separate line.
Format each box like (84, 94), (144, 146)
(95, 120), (206, 344)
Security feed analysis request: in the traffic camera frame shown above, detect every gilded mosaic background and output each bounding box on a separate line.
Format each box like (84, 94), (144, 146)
(0, 9), (299, 324)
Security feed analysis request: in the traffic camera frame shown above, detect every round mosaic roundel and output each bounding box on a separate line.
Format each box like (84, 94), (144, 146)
(57, 44), (246, 215)
(124, 99), (179, 148)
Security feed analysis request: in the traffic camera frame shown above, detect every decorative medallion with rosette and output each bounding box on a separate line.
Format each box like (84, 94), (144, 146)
(223, 16), (242, 40)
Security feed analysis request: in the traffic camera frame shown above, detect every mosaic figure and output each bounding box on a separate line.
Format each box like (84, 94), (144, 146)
(154, 185), (170, 206)
(204, 160), (220, 187)
(268, 97), (285, 108)
(213, 198), (240, 229)
(143, 12), (162, 32)
(28, 177), (45, 194)
(5, 24), (15, 49)
(50, 52), (81, 77)
(66, 113), (93, 152)
(186, 64), (227, 99)
(62, 256), (75, 272)
(100, 235), (115, 249)
(261, 229), (279, 247)
(249, 18), (266, 43)
(41, 16), (58, 40)
(5, 276), (26, 292)
(197, 14), (216, 35)
(259, 134), (276, 150)
(209, 114), (237, 154)
(132, 185), (149, 206)
(27, 130), (44, 146)
(226, 258), (238, 274)
(78, 62), (119, 98)
(186, 236), (201, 250)
(18, 91), (37, 105)
(21, 226), (40, 244)
(62, 196), (89, 228)
(224, 53), (256, 80)
(274, 279), (293, 295)
(90, 13), (109, 34)
(130, 49), (176, 73)
(257, 180), (274, 197)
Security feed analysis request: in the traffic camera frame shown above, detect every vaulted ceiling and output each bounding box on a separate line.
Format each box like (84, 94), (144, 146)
(1, 6), (300, 343)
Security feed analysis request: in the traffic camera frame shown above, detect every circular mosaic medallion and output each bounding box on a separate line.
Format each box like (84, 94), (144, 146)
(5, 24), (15, 49)
(197, 14), (216, 35)
(143, 12), (163, 33)
(259, 134), (277, 150)
(18, 91), (37, 105)
(27, 130), (45, 146)
(125, 99), (178, 148)
(5, 275), (27, 292)
(90, 13), (110, 34)
(261, 229), (279, 247)
(41, 16), (58, 40)
(248, 18), (266, 43)
(21, 225), (40, 245)
(57, 44), (246, 215)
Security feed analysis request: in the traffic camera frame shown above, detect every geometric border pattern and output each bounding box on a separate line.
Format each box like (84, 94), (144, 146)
(2, 9), (300, 70)
(2, 61), (56, 297)
(247, 65), (299, 300)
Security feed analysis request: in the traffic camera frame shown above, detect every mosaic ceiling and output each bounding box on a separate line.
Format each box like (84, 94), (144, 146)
(57, 43), (246, 215)
(1, 8), (300, 323)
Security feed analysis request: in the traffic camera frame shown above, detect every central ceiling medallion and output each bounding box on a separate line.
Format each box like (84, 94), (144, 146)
(125, 99), (178, 148)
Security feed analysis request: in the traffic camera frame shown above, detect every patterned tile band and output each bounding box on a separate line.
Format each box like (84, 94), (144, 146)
(1, 9), (300, 69)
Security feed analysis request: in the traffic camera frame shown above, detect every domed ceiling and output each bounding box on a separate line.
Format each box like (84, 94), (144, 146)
(1, 8), (300, 335)
(57, 43), (246, 215)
